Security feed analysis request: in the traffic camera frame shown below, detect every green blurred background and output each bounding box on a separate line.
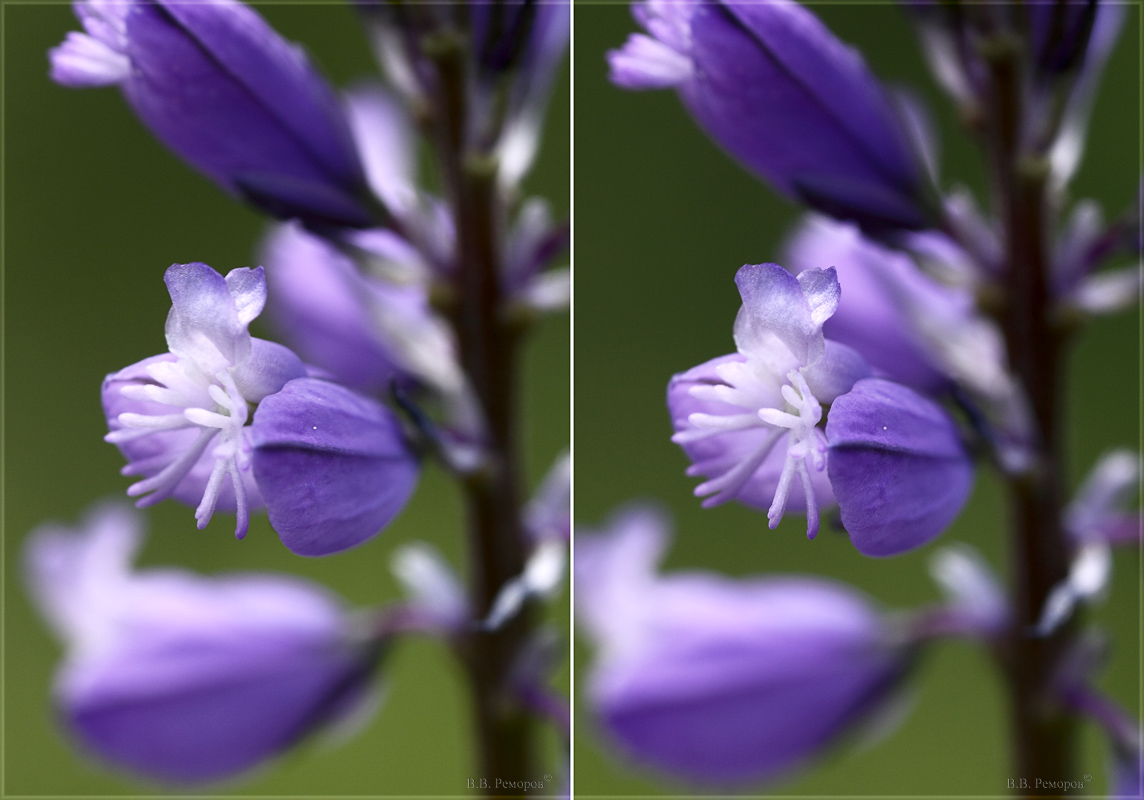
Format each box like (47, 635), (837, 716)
(3, 3), (568, 795)
(573, 3), (1140, 797)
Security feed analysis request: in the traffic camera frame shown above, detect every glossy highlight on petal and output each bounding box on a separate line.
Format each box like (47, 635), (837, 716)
(826, 378), (973, 557)
(251, 378), (420, 557)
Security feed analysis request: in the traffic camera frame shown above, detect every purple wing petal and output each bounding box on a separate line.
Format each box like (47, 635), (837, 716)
(827, 378), (973, 557)
(251, 379), (419, 557)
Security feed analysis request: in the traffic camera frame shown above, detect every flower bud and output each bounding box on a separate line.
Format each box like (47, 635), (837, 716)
(51, 0), (378, 228)
(609, 0), (933, 233)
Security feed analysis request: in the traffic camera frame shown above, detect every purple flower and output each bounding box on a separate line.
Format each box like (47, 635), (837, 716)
(608, 0), (932, 232)
(252, 378), (420, 557)
(492, 0), (571, 187)
(524, 451), (571, 542)
(50, 0), (377, 228)
(826, 378), (974, 557)
(1028, 0), (1117, 77)
(1035, 450), (1142, 634)
(103, 263), (419, 555)
(576, 505), (914, 787)
(23, 503), (383, 784)
(1043, 2), (1126, 189)
(103, 263), (306, 539)
(668, 263), (870, 538)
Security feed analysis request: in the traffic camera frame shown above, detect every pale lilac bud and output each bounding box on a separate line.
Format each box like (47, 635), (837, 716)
(784, 215), (969, 393)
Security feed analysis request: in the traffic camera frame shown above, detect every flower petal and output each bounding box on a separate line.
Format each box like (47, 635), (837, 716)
(733, 263), (833, 366)
(577, 507), (912, 786)
(251, 379), (419, 557)
(826, 378), (973, 557)
(163, 263), (249, 370)
(24, 504), (382, 784)
(114, 0), (373, 226)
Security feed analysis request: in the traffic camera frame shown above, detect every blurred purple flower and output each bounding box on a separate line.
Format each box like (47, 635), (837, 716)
(50, 0), (378, 227)
(1028, 0), (1102, 75)
(498, 0), (570, 188)
(356, 0), (567, 189)
(784, 214), (971, 394)
(261, 222), (440, 395)
(576, 505), (914, 787)
(668, 263), (870, 538)
(1052, 635), (1142, 799)
(608, 0), (933, 232)
(23, 502), (383, 784)
(252, 378), (420, 557)
(1043, 2), (1126, 188)
(1036, 450), (1142, 634)
(1066, 450), (1142, 547)
(524, 451), (571, 542)
(826, 378), (974, 557)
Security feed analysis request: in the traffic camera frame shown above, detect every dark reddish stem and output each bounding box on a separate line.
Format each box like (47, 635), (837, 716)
(424, 29), (537, 797)
(982, 33), (1077, 797)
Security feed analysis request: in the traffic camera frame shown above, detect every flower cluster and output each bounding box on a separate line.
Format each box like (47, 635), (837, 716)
(30, 0), (569, 789)
(578, 0), (1141, 792)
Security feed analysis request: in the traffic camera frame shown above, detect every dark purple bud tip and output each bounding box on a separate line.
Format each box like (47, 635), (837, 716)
(826, 378), (973, 557)
(792, 174), (933, 235)
(252, 378), (419, 557)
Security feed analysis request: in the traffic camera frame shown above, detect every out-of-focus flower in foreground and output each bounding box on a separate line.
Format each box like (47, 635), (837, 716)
(576, 505), (915, 787)
(23, 503), (384, 784)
